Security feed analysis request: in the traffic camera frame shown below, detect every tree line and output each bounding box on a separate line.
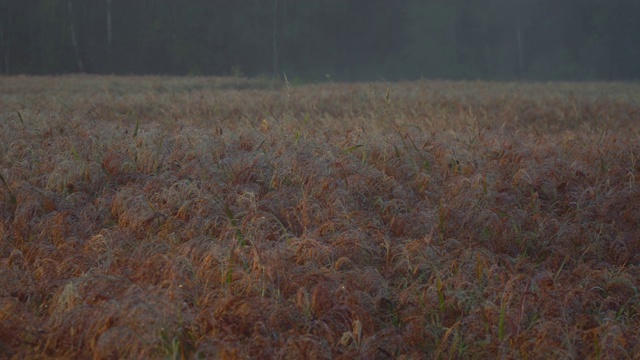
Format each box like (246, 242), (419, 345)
(0, 0), (638, 81)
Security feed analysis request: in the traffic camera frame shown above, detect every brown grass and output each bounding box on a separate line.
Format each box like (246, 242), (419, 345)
(1, 75), (640, 358)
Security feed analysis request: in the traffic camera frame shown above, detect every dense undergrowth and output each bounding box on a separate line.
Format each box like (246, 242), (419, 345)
(1, 76), (639, 359)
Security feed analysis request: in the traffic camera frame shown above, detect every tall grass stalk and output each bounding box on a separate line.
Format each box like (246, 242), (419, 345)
(0, 171), (16, 206)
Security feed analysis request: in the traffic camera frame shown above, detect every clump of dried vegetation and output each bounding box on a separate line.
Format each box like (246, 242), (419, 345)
(1, 75), (639, 359)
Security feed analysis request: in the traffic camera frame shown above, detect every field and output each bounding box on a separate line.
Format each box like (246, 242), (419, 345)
(1, 76), (639, 359)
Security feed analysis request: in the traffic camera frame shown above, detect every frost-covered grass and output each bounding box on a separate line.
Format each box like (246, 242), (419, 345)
(1, 76), (639, 358)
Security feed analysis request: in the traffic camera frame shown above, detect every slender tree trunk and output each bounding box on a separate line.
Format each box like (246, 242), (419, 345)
(0, 4), (8, 74)
(68, 0), (84, 73)
(515, 0), (524, 77)
(272, 0), (278, 78)
(3, 41), (7, 75)
(106, 0), (112, 71)
(0, 23), (7, 74)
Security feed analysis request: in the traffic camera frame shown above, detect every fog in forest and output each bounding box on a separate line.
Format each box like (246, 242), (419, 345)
(1, 0), (639, 81)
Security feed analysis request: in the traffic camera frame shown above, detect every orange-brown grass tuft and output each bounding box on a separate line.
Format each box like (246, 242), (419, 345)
(1, 76), (640, 358)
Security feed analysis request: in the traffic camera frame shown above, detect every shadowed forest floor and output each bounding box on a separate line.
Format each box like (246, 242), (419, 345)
(1, 76), (640, 359)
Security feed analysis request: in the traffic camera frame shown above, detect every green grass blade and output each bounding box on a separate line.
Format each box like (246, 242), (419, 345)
(343, 144), (363, 154)
(224, 204), (245, 246)
(133, 116), (140, 139)
(498, 295), (507, 342)
(16, 110), (25, 126)
(0, 172), (16, 206)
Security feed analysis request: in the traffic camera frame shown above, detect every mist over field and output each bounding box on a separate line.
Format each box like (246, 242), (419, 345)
(1, 0), (639, 81)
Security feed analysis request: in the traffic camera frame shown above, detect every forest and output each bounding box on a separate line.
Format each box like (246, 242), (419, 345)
(1, 0), (639, 81)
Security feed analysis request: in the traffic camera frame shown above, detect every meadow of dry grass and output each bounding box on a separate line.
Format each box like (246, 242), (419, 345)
(1, 75), (639, 359)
